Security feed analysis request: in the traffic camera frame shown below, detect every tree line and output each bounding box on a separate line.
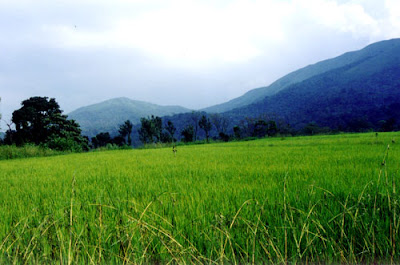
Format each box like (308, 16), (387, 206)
(0, 97), (286, 150)
(2, 96), (395, 151)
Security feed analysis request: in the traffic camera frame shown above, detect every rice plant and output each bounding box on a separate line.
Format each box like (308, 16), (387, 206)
(0, 132), (399, 263)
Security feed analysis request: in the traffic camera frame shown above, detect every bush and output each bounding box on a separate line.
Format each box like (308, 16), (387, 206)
(0, 144), (61, 160)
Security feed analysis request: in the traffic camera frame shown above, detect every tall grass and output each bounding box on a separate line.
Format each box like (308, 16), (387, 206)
(0, 144), (62, 160)
(0, 132), (399, 263)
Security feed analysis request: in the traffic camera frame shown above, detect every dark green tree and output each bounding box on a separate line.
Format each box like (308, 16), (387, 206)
(181, 125), (194, 143)
(119, 120), (133, 146)
(267, 120), (278, 137)
(138, 115), (163, 144)
(91, 132), (111, 148)
(253, 120), (268, 137)
(191, 111), (200, 141)
(199, 115), (212, 143)
(12, 97), (61, 145)
(12, 97), (88, 151)
(233, 125), (241, 139)
(165, 120), (176, 142)
(138, 117), (152, 144)
(152, 116), (162, 142)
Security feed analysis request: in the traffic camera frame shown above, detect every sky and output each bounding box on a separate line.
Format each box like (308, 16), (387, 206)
(1, 0), (400, 127)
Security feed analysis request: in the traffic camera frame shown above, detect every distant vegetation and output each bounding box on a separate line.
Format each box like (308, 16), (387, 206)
(2, 97), (88, 152)
(0, 132), (399, 263)
(57, 38), (400, 146)
(68, 97), (190, 137)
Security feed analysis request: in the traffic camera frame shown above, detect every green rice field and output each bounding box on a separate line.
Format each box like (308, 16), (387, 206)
(0, 132), (400, 264)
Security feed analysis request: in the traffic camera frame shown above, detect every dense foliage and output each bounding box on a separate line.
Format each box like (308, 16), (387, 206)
(5, 97), (88, 152)
(231, 59), (400, 132)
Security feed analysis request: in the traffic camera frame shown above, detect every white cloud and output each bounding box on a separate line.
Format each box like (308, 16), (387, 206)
(27, 0), (399, 66)
(1, 0), (400, 123)
(384, 0), (400, 37)
(288, 0), (380, 39)
(39, 0), (292, 65)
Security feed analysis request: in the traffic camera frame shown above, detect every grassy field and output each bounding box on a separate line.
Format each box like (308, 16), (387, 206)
(0, 132), (399, 264)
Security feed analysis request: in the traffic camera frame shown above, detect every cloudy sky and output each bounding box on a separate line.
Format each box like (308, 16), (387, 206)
(1, 0), (400, 126)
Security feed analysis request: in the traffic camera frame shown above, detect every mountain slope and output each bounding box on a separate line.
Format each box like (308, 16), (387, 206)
(203, 38), (400, 113)
(227, 38), (400, 131)
(68, 97), (190, 137)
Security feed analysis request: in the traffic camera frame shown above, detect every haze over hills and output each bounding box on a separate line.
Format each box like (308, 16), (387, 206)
(69, 38), (400, 139)
(68, 97), (190, 137)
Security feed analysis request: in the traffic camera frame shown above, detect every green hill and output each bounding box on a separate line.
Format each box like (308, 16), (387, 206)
(68, 97), (190, 137)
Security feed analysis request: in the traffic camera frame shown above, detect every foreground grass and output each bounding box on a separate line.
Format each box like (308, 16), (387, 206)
(0, 132), (399, 263)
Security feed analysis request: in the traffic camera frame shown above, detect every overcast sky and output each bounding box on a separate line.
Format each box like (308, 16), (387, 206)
(1, 0), (400, 126)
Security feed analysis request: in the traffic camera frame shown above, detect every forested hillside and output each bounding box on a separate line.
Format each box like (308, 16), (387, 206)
(68, 97), (190, 137)
(227, 39), (400, 131)
(202, 38), (400, 113)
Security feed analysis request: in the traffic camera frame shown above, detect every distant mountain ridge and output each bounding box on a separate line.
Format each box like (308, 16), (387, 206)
(68, 97), (190, 137)
(202, 38), (400, 113)
(69, 38), (400, 139)
(225, 38), (400, 130)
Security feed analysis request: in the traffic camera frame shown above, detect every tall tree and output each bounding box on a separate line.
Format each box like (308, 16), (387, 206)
(152, 115), (162, 142)
(138, 115), (163, 144)
(138, 117), (152, 144)
(12, 97), (88, 151)
(210, 113), (229, 134)
(119, 120), (133, 146)
(165, 120), (176, 142)
(199, 115), (212, 143)
(13, 97), (61, 144)
(190, 111), (200, 141)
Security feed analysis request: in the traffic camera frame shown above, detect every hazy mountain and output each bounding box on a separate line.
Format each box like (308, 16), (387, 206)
(203, 38), (400, 114)
(68, 97), (190, 137)
(226, 38), (400, 131)
(70, 38), (400, 141)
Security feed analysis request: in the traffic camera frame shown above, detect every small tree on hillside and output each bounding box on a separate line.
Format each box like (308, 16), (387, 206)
(233, 125), (241, 140)
(138, 115), (163, 144)
(199, 115), (212, 143)
(165, 120), (176, 142)
(267, 120), (278, 137)
(152, 116), (162, 142)
(92, 132), (111, 148)
(210, 113), (229, 135)
(190, 111), (201, 141)
(181, 125), (194, 143)
(119, 120), (133, 146)
(138, 117), (153, 144)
